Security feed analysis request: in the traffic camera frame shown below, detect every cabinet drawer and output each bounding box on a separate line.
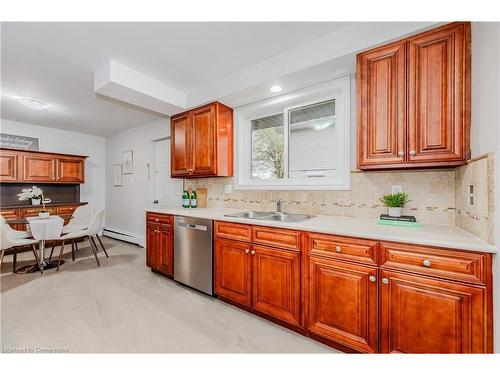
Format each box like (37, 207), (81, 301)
(380, 242), (490, 285)
(23, 207), (57, 217)
(215, 221), (251, 242)
(0, 208), (19, 220)
(146, 212), (173, 226)
(252, 226), (300, 251)
(305, 232), (379, 265)
(56, 205), (79, 215)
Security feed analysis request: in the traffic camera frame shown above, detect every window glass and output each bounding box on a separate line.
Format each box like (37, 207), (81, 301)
(288, 100), (336, 179)
(250, 113), (284, 180)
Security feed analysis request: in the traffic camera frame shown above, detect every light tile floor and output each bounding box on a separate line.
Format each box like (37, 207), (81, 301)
(1, 237), (337, 353)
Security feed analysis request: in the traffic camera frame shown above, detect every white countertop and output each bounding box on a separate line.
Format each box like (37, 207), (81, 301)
(145, 206), (497, 253)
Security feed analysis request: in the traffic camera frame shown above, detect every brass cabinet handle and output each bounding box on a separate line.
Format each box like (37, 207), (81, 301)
(335, 246), (342, 253)
(382, 278), (389, 285)
(369, 275), (376, 283)
(398, 151), (404, 157)
(250, 250), (256, 255)
(422, 259), (432, 267)
(245, 249), (250, 254)
(155, 218), (159, 222)
(409, 150), (416, 157)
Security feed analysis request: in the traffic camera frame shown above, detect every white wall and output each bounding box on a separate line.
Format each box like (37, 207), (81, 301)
(0, 118), (106, 209)
(105, 117), (177, 245)
(470, 22), (500, 353)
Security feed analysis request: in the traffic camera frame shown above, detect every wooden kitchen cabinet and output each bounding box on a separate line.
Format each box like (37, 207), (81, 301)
(252, 244), (301, 326)
(357, 22), (470, 170)
(307, 245), (378, 353)
(0, 148), (87, 183)
(23, 153), (57, 182)
(380, 270), (489, 353)
(214, 238), (252, 306)
(146, 213), (174, 277)
(56, 157), (85, 183)
(0, 151), (20, 182)
(170, 102), (233, 178)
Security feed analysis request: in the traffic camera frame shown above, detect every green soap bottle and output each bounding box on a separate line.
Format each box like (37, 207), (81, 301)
(190, 190), (197, 208)
(182, 190), (190, 208)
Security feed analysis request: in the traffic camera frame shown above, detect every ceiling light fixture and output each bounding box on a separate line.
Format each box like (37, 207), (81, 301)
(16, 97), (49, 110)
(270, 85), (282, 93)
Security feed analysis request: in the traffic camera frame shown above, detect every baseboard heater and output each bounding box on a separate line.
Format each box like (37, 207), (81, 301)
(103, 228), (144, 247)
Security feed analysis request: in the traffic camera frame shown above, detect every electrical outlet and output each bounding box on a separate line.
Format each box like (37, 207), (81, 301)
(469, 184), (474, 205)
(391, 185), (403, 194)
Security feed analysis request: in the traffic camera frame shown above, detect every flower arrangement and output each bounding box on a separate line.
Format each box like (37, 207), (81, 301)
(17, 186), (43, 202)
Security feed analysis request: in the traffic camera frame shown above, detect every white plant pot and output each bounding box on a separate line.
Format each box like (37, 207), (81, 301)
(31, 198), (41, 205)
(388, 207), (402, 217)
(38, 211), (50, 219)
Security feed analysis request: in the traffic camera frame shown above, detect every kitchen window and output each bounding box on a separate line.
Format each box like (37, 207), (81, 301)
(235, 76), (350, 190)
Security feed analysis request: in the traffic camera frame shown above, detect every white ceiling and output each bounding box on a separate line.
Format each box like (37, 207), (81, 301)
(1, 22), (352, 136)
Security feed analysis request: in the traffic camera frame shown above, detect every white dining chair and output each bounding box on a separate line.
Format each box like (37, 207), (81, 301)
(61, 205), (94, 234)
(54, 209), (106, 270)
(0, 214), (30, 239)
(93, 210), (108, 258)
(1, 225), (41, 274)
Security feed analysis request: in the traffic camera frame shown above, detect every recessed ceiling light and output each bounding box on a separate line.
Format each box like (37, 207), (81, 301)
(16, 97), (49, 110)
(270, 85), (282, 93)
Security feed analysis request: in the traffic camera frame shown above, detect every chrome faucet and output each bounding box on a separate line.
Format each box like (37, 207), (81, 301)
(276, 199), (283, 213)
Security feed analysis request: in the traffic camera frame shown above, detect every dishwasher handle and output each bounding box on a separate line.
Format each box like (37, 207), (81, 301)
(176, 221), (208, 231)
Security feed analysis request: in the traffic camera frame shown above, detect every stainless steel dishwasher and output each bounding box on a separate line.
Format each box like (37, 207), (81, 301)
(174, 216), (213, 295)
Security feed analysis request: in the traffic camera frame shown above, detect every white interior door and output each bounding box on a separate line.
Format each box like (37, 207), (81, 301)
(154, 138), (183, 206)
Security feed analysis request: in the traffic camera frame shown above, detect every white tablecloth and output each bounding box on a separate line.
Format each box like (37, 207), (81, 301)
(26, 216), (64, 240)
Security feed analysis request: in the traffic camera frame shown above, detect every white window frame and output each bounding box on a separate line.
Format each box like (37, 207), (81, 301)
(234, 76), (351, 191)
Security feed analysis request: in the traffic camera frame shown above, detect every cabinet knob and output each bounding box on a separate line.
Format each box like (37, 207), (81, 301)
(245, 249), (249, 254)
(382, 277), (389, 285)
(250, 250), (256, 255)
(409, 150), (416, 157)
(422, 259), (432, 267)
(369, 275), (376, 282)
(335, 246), (342, 253)
(155, 219), (159, 222)
(398, 151), (404, 157)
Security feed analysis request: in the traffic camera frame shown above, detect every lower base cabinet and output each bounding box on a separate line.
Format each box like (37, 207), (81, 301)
(380, 270), (489, 353)
(252, 244), (301, 326)
(307, 256), (378, 353)
(146, 222), (173, 277)
(214, 237), (301, 327)
(214, 238), (252, 305)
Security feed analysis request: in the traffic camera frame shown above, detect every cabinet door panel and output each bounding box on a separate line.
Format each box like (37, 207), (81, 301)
(191, 104), (216, 176)
(408, 23), (468, 163)
(0, 152), (19, 181)
(214, 239), (252, 305)
(57, 158), (84, 182)
(146, 224), (157, 269)
(23, 154), (56, 182)
(380, 270), (488, 353)
(308, 256), (378, 353)
(170, 113), (192, 177)
(252, 245), (301, 326)
(357, 40), (406, 168)
(157, 225), (174, 276)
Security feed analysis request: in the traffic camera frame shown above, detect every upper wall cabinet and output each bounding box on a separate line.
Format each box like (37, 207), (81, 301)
(357, 22), (471, 170)
(171, 101), (233, 178)
(0, 148), (87, 183)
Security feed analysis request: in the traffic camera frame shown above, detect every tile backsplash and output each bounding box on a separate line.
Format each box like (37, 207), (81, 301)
(185, 154), (494, 243)
(455, 154), (495, 243)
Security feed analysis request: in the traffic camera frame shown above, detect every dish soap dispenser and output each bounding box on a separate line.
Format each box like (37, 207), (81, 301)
(182, 190), (190, 208)
(190, 189), (197, 208)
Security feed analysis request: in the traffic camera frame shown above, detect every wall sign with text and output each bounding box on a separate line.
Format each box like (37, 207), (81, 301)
(0, 133), (39, 150)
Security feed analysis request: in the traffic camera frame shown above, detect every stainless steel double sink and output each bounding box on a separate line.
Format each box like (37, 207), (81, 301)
(224, 210), (315, 223)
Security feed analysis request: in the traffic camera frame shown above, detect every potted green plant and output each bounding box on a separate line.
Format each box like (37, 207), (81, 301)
(379, 192), (410, 218)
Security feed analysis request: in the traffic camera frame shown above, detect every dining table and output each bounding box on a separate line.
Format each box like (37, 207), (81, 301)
(6, 214), (72, 273)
